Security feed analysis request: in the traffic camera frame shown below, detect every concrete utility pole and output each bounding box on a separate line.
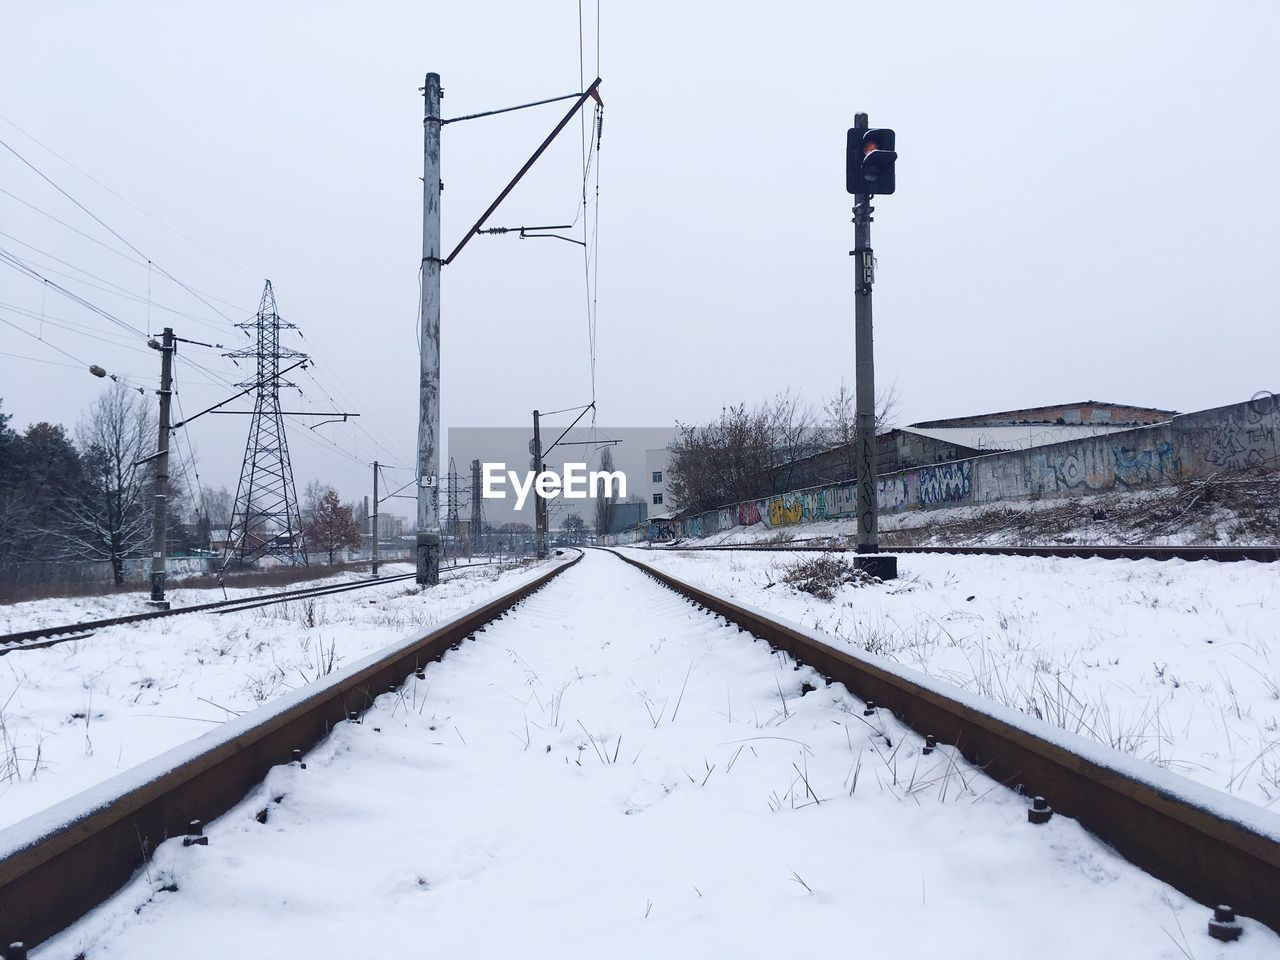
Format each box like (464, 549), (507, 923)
(416, 72), (443, 585)
(851, 113), (897, 580)
(532, 410), (547, 559)
(148, 327), (175, 608)
(371, 461), (380, 579)
(469, 458), (482, 557)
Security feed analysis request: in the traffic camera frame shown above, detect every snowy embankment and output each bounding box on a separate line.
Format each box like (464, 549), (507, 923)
(0, 559), (546, 829)
(0, 556), (490, 633)
(621, 547), (1280, 808)
(679, 475), (1280, 548)
(37, 549), (1278, 959)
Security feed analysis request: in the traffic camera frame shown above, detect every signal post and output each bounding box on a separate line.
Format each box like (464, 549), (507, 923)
(847, 113), (898, 580)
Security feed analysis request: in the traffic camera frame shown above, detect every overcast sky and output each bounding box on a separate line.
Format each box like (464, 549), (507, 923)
(2, 1), (1277, 517)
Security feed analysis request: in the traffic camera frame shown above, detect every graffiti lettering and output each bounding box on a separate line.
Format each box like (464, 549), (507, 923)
(1113, 441), (1179, 487)
(768, 497), (804, 526)
(917, 462), (972, 506)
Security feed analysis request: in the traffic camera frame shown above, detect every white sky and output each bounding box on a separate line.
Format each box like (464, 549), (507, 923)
(2, 1), (1278, 512)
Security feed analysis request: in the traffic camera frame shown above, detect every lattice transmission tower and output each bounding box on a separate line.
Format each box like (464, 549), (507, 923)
(222, 281), (308, 568)
(445, 457), (461, 542)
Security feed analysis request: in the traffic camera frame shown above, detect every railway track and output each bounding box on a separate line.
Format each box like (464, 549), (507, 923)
(1, 548), (1277, 955)
(0, 552), (580, 953)
(637, 541), (1280, 563)
(0, 559), (501, 653)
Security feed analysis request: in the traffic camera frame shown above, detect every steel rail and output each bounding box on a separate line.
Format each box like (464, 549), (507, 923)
(0, 560), (504, 650)
(607, 548), (1280, 935)
(635, 542), (1280, 563)
(0, 552), (581, 951)
(0, 574), (414, 651)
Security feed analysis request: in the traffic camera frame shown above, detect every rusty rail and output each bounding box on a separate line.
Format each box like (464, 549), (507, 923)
(0, 558), (503, 652)
(0, 552), (580, 951)
(0, 574), (413, 650)
(608, 548), (1280, 934)
(635, 542), (1280, 563)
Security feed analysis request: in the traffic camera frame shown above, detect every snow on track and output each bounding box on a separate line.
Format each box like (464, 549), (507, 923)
(624, 547), (1280, 807)
(40, 550), (1278, 958)
(0, 560), (546, 829)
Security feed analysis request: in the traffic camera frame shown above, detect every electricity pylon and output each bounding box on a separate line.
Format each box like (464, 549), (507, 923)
(222, 280), (308, 568)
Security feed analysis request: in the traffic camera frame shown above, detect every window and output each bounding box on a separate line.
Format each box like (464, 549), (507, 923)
(652, 493), (664, 505)
(652, 471), (663, 483)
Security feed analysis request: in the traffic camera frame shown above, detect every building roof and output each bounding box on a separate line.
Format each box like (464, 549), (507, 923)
(911, 401), (1178, 428)
(900, 424), (1137, 453)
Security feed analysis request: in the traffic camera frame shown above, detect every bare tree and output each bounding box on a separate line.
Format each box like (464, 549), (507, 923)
(593, 447), (618, 535)
(766, 389), (819, 493)
(821, 381), (903, 482)
(562, 512), (587, 544)
(197, 485), (233, 549)
(302, 479), (327, 523)
(302, 487), (361, 564)
(667, 403), (774, 514)
(59, 384), (155, 584)
(202, 486), (234, 528)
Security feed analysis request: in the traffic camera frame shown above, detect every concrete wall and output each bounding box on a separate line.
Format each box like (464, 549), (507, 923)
(608, 395), (1278, 544)
(778, 430), (981, 489)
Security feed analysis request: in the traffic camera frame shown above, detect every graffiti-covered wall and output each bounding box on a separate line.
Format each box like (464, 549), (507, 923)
(604, 396), (1279, 544)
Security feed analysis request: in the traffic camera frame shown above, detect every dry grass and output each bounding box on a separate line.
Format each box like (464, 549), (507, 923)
(878, 464), (1280, 548)
(780, 555), (879, 600)
(0, 560), (386, 606)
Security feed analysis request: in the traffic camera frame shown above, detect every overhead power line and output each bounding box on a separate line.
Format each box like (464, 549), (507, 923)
(0, 118), (415, 478)
(0, 244), (148, 337)
(0, 134), (242, 330)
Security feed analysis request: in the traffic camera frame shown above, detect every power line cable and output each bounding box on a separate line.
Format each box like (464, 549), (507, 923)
(0, 244), (148, 338)
(0, 235), (233, 333)
(0, 135), (244, 331)
(0, 350), (85, 370)
(3, 121), (412, 470)
(0, 112), (264, 283)
(0, 311), (146, 389)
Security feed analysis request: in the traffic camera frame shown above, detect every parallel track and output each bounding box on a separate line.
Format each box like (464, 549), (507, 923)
(608, 548), (1280, 934)
(640, 542), (1280, 563)
(0, 560), (503, 652)
(0, 553), (581, 950)
(2, 546), (1277, 953)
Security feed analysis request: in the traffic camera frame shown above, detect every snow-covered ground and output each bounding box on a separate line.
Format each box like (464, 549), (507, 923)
(672, 476), (1279, 548)
(0, 555), (493, 634)
(0, 559), (547, 829)
(620, 547), (1280, 809)
(37, 549), (1277, 958)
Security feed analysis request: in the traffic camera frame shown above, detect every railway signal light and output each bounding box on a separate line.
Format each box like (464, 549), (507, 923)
(846, 127), (896, 195)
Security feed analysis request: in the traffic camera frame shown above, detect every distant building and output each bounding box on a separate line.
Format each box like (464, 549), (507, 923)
(911, 401), (1176, 429)
(904, 400), (1178, 455)
(642, 448), (675, 516)
(608, 500), (648, 535)
(776, 400), (1179, 489)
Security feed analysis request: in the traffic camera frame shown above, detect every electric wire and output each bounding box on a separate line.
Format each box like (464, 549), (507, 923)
(0, 186), (149, 268)
(0, 112), (264, 284)
(170, 353), (213, 538)
(1, 117), (413, 490)
(0, 235), (233, 333)
(0, 311), (145, 389)
(0, 301), (152, 352)
(0, 135), (242, 330)
(0, 245), (148, 337)
(0, 350), (84, 370)
(0, 124), (408, 518)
